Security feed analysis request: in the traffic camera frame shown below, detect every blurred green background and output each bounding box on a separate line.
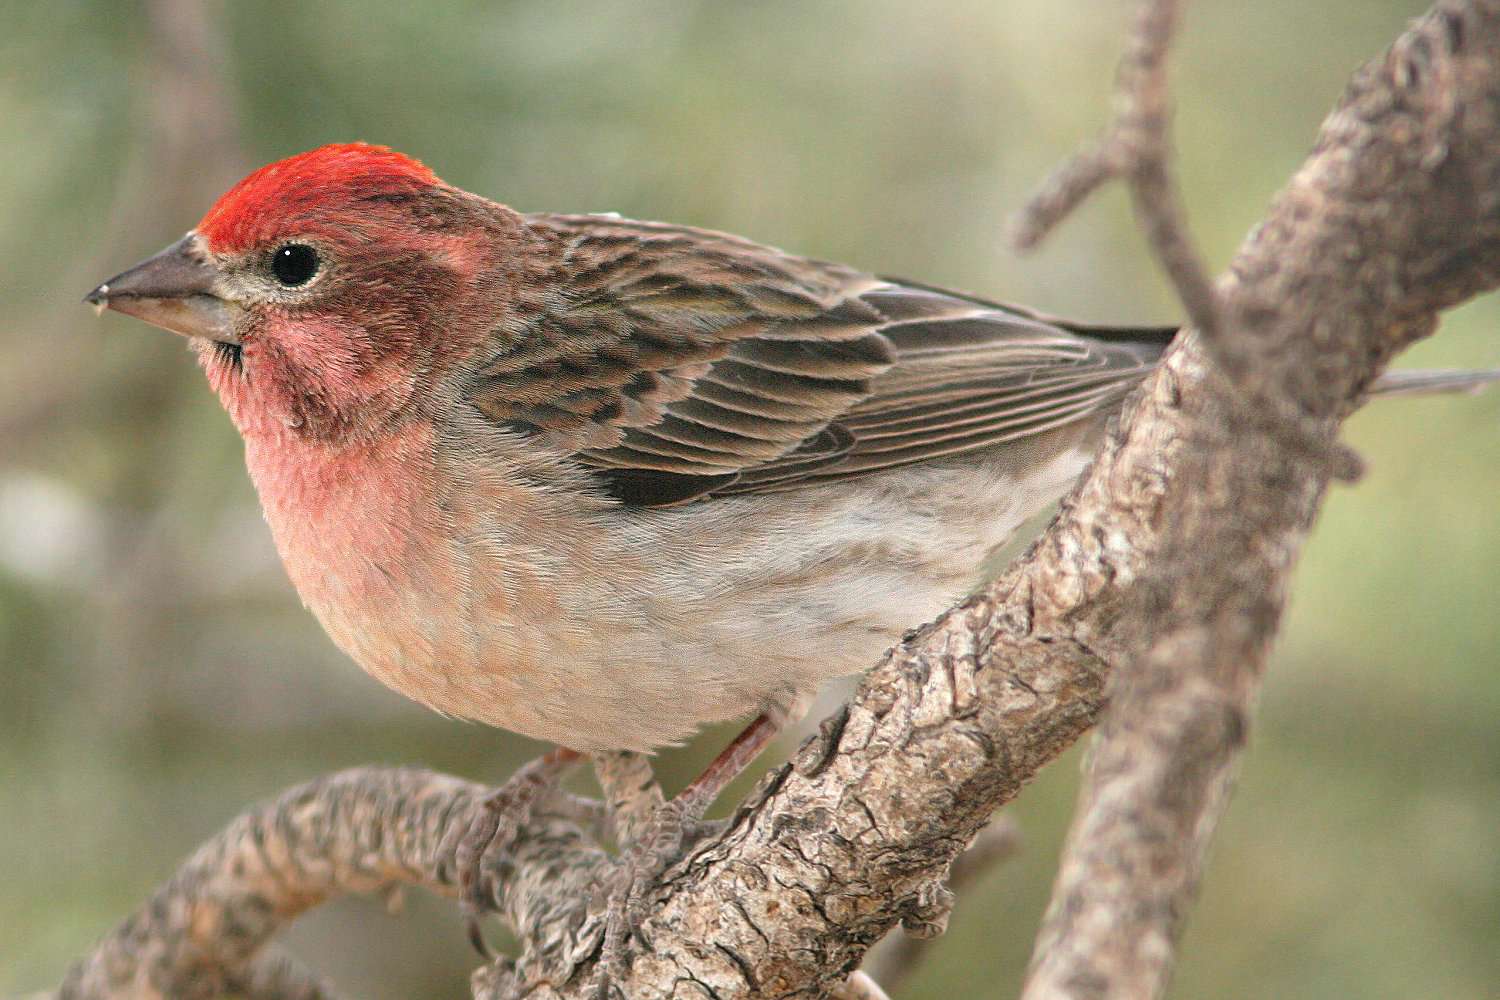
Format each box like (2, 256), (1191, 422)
(2, 1), (1496, 997)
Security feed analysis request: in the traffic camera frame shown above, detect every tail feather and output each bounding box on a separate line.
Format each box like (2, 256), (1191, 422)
(1367, 369), (1500, 398)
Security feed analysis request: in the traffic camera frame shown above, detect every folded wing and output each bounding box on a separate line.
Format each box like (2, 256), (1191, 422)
(466, 215), (1175, 506)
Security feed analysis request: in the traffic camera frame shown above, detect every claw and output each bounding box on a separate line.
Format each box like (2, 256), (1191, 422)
(453, 799), (504, 954)
(438, 748), (583, 959)
(592, 797), (701, 996)
(468, 913), (497, 961)
(585, 716), (785, 997)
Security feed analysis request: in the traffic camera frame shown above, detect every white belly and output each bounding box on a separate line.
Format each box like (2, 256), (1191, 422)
(472, 437), (1095, 752)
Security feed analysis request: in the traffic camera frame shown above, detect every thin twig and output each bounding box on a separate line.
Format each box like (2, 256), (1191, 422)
(830, 970), (894, 1000)
(223, 948), (349, 1000)
(1008, 0), (1375, 484)
(1007, 138), (1121, 252)
(1010, 0), (1220, 343)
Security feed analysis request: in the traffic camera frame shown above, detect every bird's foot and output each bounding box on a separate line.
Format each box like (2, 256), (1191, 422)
(438, 747), (582, 957)
(590, 795), (724, 999)
(585, 718), (784, 997)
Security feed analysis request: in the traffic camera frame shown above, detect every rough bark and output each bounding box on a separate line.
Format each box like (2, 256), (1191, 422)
(51, 2), (1500, 998)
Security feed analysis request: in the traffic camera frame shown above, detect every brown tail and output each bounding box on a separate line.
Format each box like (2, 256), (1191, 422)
(1069, 320), (1496, 402)
(1367, 369), (1500, 397)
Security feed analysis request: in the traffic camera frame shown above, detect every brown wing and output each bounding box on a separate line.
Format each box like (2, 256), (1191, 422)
(466, 214), (1175, 506)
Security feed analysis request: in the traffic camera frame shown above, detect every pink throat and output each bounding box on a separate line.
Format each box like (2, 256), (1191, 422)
(207, 352), (437, 597)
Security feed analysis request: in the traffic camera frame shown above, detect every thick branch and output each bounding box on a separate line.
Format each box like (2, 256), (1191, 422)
(54, 769), (484, 999)
(1022, 3), (1500, 997)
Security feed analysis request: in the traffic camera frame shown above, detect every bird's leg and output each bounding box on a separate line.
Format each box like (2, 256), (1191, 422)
(592, 713), (783, 996)
(674, 711), (785, 819)
(440, 745), (584, 957)
(593, 750), (666, 846)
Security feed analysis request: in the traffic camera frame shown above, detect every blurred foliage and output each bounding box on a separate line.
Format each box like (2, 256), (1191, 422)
(1, 1), (1496, 997)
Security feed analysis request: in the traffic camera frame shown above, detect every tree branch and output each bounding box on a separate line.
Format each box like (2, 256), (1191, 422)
(54, 769), (485, 999)
(50, 2), (1500, 998)
(1022, 3), (1500, 997)
(1008, 0), (1220, 344)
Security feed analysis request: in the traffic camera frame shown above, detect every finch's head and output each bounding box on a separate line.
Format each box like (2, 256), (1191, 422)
(86, 143), (519, 442)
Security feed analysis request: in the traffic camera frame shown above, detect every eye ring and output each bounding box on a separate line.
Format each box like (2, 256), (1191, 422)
(271, 244), (320, 287)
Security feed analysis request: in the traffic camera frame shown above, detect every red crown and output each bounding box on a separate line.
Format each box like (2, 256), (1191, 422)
(197, 143), (440, 252)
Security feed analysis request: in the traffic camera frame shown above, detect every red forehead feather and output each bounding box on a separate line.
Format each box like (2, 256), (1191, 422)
(196, 143), (441, 252)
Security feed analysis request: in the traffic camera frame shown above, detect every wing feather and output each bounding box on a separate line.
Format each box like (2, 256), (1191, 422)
(464, 213), (1175, 506)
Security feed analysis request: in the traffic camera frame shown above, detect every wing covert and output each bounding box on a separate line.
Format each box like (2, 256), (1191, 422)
(466, 214), (1174, 505)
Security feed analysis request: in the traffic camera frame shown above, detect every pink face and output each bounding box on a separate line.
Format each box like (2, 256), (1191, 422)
(96, 143), (519, 445)
(199, 144), (514, 442)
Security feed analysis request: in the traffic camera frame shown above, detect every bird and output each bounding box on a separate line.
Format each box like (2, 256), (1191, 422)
(84, 142), (1495, 971)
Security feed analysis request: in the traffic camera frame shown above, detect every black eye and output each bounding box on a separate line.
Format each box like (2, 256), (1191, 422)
(271, 244), (320, 286)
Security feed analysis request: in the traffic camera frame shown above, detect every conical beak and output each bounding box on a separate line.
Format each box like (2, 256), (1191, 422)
(84, 233), (241, 345)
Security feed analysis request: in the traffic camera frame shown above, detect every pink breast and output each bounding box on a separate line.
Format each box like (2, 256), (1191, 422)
(249, 424), (430, 571)
(239, 420), (461, 682)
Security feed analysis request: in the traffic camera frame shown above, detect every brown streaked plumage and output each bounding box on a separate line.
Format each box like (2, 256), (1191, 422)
(476, 213), (1171, 506)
